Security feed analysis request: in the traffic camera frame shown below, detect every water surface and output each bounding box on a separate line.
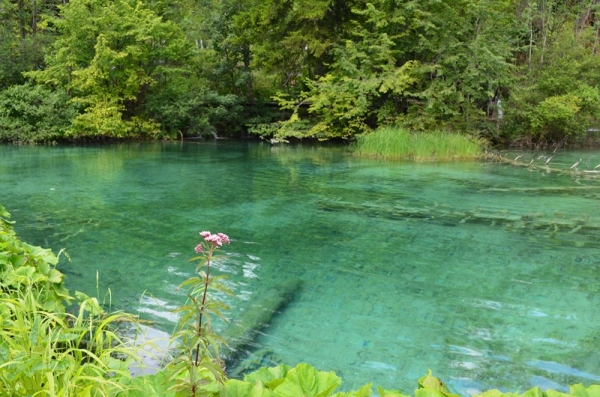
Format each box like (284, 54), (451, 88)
(1, 142), (599, 394)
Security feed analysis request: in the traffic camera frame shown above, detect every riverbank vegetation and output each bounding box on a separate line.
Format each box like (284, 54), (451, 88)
(3, 203), (600, 395)
(352, 127), (483, 161)
(0, 204), (142, 395)
(1, 0), (600, 147)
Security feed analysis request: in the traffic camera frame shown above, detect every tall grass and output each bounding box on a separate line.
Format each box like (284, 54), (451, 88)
(0, 286), (143, 396)
(352, 127), (484, 161)
(0, 204), (145, 396)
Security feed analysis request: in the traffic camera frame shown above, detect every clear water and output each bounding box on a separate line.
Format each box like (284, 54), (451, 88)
(1, 142), (599, 394)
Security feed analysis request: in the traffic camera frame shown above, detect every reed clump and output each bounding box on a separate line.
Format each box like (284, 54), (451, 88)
(352, 127), (484, 161)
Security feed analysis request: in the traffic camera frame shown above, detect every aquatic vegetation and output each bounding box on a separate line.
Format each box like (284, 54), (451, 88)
(352, 127), (484, 161)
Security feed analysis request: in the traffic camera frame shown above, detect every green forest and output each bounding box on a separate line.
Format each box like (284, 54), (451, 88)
(2, 0), (600, 146)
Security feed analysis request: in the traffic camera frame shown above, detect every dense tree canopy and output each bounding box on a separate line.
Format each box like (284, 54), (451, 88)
(1, 0), (600, 146)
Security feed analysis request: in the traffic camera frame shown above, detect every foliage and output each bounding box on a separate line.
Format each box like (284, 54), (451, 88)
(271, 0), (421, 139)
(265, 0), (517, 140)
(232, 0), (353, 98)
(352, 127), (484, 161)
(0, 84), (79, 143)
(0, 289), (140, 396)
(0, 204), (71, 312)
(2, 0), (600, 144)
(27, 0), (190, 139)
(397, 0), (517, 133)
(216, 364), (600, 397)
(144, 74), (245, 138)
(0, 204), (143, 395)
(501, 24), (600, 145)
(0, 0), (60, 89)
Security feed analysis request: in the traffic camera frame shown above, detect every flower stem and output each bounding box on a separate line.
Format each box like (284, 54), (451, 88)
(194, 249), (212, 367)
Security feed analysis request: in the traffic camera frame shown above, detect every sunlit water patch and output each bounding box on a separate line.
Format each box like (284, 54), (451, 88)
(1, 142), (599, 394)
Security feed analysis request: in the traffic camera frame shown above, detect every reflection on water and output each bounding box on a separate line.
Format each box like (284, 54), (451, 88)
(1, 142), (600, 394)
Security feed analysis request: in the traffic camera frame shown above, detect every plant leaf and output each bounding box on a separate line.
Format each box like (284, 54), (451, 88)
(275, 363), (341, 397)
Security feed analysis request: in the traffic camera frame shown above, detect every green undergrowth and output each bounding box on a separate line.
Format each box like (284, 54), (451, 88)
(352, 127), (485, 161)
(129, 364), (600, 397)
(0, 204), (143, 395)
(2, 202), (600, 396)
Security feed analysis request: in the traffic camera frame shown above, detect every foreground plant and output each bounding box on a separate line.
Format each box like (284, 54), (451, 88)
(0, 204), (143, 396)
(166, 231), (233, 396)
(222, 365), (600, 397)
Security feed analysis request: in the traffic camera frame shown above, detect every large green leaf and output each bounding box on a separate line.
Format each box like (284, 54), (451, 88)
(223, 379), (275, 397)
(546, 390), (572, 397)
(417, 370), (460, 397)
(377, 386), (412, 397)
(0, 205), (10, 219)
(474, 390), (506, 397)
(274, 363), (341, 397)
(120, 370), (175, 397)
(332, 383), (373, 397)
(571, 384), (600, 397)
(245, 364), (292, 390)
(415, 388), (449, 397)
(519, 387), (544, 397)
(14, 266), (35, 279)
(27, 245), (58, 266)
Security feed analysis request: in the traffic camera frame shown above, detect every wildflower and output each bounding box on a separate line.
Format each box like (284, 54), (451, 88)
(217, 233), (230, 244)
(198, 231), (229, 249)
(205, 234), (222, 246)
(194, 244), (203, 253)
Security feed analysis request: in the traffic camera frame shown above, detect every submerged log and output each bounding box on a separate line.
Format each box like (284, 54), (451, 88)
(222, 279), (303, 366)
(480, 186), (600, 193)
(128, 278), (303, 376)
(318, 199), (600, 235)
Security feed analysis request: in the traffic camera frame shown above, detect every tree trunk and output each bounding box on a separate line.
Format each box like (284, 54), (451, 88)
(18, 0), (25, 39)
(32, 0), (37, 36)
(242, 45), (254, 101)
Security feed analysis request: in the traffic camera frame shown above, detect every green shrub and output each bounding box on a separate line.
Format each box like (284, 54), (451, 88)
(144, 76), (245, 138)
(500, 25), (600, 145)
(0, 205), (71, 312)
(0, 84), (79, 143)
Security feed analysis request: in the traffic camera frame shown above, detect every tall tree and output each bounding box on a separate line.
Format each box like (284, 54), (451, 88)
(398, 0), (518, 131)
(260, 0), (518, 139)
(28, 0), (190, 138)
(0, 0), (60, 89)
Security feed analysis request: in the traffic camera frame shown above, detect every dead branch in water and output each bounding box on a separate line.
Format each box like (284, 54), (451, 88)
(483, 151), (600, 178)
(319, 199), (598, 236)
(480, 186), (600, 193)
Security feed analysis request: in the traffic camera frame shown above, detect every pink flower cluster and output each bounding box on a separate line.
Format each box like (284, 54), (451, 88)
(195, 231), (230, 253)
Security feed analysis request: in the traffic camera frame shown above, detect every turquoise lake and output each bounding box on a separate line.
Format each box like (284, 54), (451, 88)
(1, 141), (599, 394)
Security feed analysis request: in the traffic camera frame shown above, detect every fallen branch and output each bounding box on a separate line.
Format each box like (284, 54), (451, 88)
(319, 199), (598, 234)
(479, 186), (600, 193)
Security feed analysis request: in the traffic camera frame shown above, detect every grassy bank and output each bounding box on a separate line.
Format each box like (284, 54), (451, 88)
(352, 127), (484, 161)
